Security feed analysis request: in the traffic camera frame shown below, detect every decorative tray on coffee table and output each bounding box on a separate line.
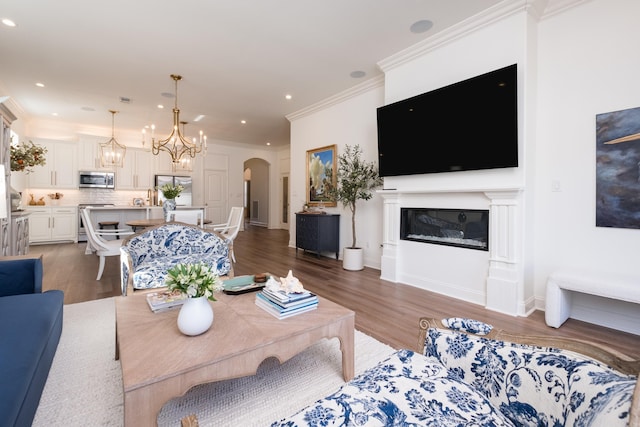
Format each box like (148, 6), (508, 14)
(223, 274), (271, 295)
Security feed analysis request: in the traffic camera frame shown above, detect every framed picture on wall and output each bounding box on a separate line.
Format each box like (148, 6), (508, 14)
(306, 144), (337, 207)
(596, 105), (640, 229)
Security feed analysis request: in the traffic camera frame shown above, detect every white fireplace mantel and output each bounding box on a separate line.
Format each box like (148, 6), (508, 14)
(378, 186), (526, 316)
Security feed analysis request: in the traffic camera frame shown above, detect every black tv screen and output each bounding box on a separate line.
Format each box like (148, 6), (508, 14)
(377, 64), (518, 177)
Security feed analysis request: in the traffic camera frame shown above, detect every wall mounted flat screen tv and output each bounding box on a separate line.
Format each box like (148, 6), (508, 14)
(377, 64), (518, 177)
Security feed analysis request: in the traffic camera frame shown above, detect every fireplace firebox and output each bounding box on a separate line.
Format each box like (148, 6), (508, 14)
(400, 208), (489, 251)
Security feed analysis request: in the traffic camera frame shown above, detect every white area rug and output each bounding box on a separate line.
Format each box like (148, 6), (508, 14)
(33, 298), (396, 426)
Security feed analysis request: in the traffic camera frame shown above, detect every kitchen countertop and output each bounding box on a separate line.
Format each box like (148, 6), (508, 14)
(23, 205), (78, 211)
(87, 205), (153, 210)
(21, 205), (205, 210)
(10, 210), (31, 217)
(87, 205), (205, 210)
(24, 205), (77, 208)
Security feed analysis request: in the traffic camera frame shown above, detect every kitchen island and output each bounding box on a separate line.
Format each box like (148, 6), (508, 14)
(85, 206), (207, 236)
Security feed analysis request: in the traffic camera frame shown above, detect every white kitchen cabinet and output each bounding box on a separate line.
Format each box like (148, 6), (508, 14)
(78, 135), (114, 171)
(117, 148), (153, 190)
(154, 151), (194, 176)
(28, 208), (51, 242)
(28, 139), (77, 188)
(154, 152), (174, 175)
(27, 206), (77, 243)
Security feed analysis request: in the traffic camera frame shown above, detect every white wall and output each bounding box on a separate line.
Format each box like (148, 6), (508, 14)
(290, 8), (531, 309)
(377, 10), (530, 314)
(533, 0), (640, 330)
(289, 0), (640, 333)
(289, 81), (385, 268)
(194, 140), (288, 228)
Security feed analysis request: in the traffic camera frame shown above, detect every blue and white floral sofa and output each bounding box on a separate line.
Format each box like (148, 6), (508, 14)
(120, 222), (233, 296)
(272, 317), (640, 426)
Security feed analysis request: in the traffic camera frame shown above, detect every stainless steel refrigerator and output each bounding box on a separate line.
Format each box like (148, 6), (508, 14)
(155, 175), (192, 206)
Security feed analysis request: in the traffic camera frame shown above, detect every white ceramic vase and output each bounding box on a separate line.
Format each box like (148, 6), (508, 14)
(177, 296), (214, 336)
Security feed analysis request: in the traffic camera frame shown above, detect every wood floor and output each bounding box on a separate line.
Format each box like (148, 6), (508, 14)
(30, 224), (640, 358)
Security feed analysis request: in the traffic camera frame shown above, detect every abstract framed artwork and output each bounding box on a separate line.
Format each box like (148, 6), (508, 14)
(306, 144), (337, 207)
(596, 105), (640, 229)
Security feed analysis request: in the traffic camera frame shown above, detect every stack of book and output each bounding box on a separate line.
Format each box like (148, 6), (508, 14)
(255, 288), (318, 319)
(146, 290), (188, 313)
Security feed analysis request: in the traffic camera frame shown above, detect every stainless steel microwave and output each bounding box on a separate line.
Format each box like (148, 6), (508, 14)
(78, 171), (115, 189)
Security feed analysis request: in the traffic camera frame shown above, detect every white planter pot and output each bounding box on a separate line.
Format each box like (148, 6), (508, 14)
(177, 296), (214, 336)
(342, 247), (364, 271)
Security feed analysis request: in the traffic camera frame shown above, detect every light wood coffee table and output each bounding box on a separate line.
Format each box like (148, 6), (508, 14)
(115, 290), (355, 426)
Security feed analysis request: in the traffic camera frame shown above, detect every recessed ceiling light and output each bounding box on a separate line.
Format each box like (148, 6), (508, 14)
(120, 96), (131, 104)
(81, 106), (95, 112)
(410, 19), (433, 34)
(241, 120), (246, 124)
(266, 142), (271, 146)
(193, 115), (205, 122)
(35, 82), (45, 88)
(157, 104), (164, 109)
(2, 19), (16, 27)
(160, 92), (174, 98)
(52, 112), (58, 116)
(285, 94), (292, 100)
(350, 70), (366, 78)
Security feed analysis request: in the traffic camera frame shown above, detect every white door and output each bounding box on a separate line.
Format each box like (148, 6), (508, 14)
(204, 170), (227, 224)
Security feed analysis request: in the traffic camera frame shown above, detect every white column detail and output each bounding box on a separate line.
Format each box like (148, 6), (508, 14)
(484, 190), (522, 315)
(380, 192), (400, 282)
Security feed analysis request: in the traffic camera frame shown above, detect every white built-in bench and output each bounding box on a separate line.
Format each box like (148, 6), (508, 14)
(545, 270), (640, 328)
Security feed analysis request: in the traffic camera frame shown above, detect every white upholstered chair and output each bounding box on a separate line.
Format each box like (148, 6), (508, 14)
(81, 208), (134, 280)
(166, 209), (205, 226)
(207, 206), (244, 262)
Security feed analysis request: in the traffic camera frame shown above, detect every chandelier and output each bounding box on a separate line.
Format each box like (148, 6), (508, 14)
(171, 121), (195, 172)
(99, 110), (126, 168)
(149, 74), (206, 170)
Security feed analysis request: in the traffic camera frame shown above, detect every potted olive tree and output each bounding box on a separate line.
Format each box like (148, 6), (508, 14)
(330, 144), (382, 270)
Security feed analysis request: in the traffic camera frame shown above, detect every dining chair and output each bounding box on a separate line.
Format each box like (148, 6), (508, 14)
(81, 208), (134, 280)
(166, 209), (205, 226)
(207, 206), (244, 262)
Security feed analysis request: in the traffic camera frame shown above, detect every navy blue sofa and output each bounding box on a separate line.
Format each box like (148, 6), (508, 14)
(0, 256), (64, 427)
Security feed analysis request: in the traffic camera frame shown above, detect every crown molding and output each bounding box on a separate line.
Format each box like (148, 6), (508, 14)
(377, 0), (588, 73)
(286, 75), (384, 122)
(378, 0), (529, 73)
(539, 0), (590, 20)
(0, 103), (17, 124)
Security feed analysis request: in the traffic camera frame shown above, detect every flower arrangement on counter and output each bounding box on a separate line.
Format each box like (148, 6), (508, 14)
(10, 140), (47, 173)
(157, 183), (184, 200)
(48, 192), (64, 200)
(165, 262), (223, 301)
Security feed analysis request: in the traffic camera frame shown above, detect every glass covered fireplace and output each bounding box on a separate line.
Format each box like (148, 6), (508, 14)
(400, 208), (489, 251)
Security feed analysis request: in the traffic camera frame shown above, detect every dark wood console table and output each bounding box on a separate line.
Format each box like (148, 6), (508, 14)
(295, 212), (340, 259)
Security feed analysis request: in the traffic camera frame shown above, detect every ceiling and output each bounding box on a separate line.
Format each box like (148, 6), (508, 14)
(0, 0), (507, 148)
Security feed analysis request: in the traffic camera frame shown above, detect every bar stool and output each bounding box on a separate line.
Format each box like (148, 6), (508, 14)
(98, 221), (120, 239)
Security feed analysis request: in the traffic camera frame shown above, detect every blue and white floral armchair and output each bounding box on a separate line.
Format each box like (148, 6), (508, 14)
(271, 317), (640, 426)
(120, 222), (233, 296)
